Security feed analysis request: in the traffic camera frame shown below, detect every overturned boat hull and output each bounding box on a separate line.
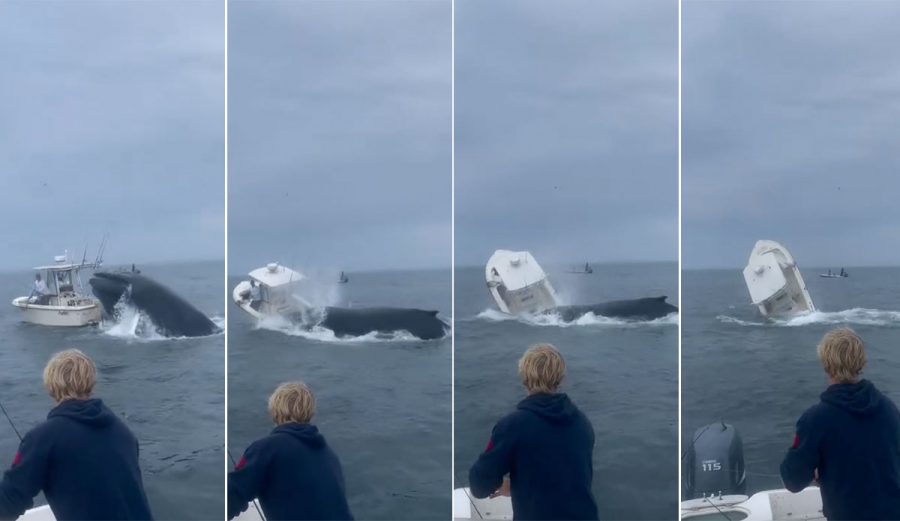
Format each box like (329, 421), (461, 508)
(743, 240), (815, 317)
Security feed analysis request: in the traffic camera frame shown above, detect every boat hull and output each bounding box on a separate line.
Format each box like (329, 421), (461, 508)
(682, 487), (823, 521)
(743, 240), (816, 317)
(453, 487), (512, 520)
(11, 297), (101, 327)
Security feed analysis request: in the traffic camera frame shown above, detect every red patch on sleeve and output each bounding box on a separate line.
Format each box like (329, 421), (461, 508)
(485, 439), (494, 452)
(12, 452), (22, 467)
(791, 434), (800, 449)
(235, 456), (247, 470)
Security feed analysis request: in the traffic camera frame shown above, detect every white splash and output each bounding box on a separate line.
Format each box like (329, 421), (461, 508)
(476, 308), (678, 328)
(717, 308), (900, 328)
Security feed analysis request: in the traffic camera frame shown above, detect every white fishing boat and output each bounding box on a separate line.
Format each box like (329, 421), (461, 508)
(20, 505), (55, 521)
(683, 421), (824, 520)
(742, 240), (816, 317)
(453, 488), (512, 520)
(681, 488), (824, 521)
(453, 485), (823, 521)
(232, 263), (312, 320)
(11, 252), (102, 327)
(485, 250), (559, 315)
(234, 500), (265, 521)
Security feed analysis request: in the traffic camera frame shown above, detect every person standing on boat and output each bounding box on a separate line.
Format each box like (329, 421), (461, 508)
(0, 349), (153, 520)
(780, 328), (900, 520)
(468, 344), (598, 520)
(228, 382), (353, 521)
(249, 280), (261, 311)
(31, 274), (49, 305)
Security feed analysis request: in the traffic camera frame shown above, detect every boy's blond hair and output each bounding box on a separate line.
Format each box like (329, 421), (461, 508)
(268, 382), (316, 425)
(518, 344), (565, 394)
(43, 349), (96, 403)
(818, 328), (866, 384)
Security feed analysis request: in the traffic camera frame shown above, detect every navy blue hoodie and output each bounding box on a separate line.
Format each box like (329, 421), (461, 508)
(469, 393), (598, 520)
(228, 423), (353, 521)
(781, 380), (900, 520)
(0, 399), (153, 521)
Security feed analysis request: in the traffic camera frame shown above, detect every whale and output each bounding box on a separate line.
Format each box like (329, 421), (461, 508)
(312, 307), (448, 340)
(89, 271), (220, 337)
(550, 296), (677, 322)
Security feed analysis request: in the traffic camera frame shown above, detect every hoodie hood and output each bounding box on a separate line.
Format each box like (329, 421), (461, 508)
(821, 379), (884, 416)
(272, 423), (327, 449)
(517, 393), (578, 424)
(47, 398), (116, 427)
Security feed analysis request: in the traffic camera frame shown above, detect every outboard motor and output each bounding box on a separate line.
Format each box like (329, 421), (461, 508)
(684, 422), (747, 499)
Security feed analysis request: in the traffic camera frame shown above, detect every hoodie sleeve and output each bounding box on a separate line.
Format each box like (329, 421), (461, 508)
(780, 408), (822, 492)
(0, 429), (51, 520)
(469, 415), (517, 499)
(228, 441), (269, 521)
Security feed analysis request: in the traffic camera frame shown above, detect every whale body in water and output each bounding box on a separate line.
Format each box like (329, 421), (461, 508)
(550, 296), (677, 322)
(284, 306), (448, 340)
(89, 271), (220, 337)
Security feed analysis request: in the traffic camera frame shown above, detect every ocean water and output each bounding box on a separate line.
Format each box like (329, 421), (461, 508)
(0, 260), (225, 519)
(681, 267), (900, 497)
(454, 262), (678, 520)
(227, 268), (451, 520)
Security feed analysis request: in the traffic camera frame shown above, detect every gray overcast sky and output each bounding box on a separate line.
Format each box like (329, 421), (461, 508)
(683, 0), (900, 269)
(455, 0), (677, 268)
(228, 0), (451, 275)
(0, 1), (224, 271)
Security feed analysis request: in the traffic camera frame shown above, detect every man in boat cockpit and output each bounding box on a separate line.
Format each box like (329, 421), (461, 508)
(0, 349), (153, 520)
(780, 329), (900, 520)
(468, 344), (599, 520)
(248, 280), (262, 311)
(31, 274), (50, 305)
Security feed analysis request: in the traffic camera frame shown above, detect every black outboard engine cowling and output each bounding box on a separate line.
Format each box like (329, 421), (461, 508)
(684, 422), (747, 499)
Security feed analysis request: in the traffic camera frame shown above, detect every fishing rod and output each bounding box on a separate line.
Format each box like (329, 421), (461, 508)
(0, 399), (23, 442)
(228, 449), (266, 521)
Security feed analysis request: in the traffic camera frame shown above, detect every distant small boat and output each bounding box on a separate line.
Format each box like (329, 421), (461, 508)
(565, 262), (593, 274)
(819, 268), (848, 278)
(338, 271), (349, 284)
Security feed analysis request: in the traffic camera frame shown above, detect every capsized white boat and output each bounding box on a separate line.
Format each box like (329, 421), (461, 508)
(453, 487), (512, 520)
(11, 252), (102, 327)
(485, 250), (559, 315)
(232, 263), (313, 320)
(742, 240), (816, 317)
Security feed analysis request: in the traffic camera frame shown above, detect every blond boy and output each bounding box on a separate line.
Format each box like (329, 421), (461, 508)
(469, 344), (598, 520)
(781, 328), (900, 520)
(0, 349), (152, 520)
(229, 382), (353, 520)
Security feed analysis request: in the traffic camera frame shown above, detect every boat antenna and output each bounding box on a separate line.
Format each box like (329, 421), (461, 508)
(0, 400), (23, 441)
(228, 449), (267, 521)
(94, 233), (109, 267)
(80, 243), (88, 267)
